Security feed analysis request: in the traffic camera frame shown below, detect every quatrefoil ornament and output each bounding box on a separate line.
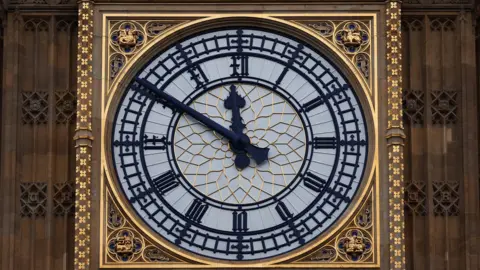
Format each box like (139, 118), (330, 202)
(335, 22), (370, 54)
(110, 22), (145, 55)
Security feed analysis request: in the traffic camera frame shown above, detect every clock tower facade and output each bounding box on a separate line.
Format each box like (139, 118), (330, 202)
(0, 1), (479, 270)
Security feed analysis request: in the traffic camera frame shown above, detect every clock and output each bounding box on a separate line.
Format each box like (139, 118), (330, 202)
(111, 27), (369, 261)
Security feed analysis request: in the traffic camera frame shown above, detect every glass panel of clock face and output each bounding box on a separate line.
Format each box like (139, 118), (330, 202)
(111, 27), (369, 261)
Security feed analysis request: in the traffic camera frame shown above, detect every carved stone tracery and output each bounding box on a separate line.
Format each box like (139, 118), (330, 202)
(22, 91), (49, 124)
(53, 182), (75, 216)
(405, 181), (427, 216)
(55, 90), (77, 124)
(431, 90), (458, 125)
(403, 89), (425, 125)
(433, 181), (460, 216)
(20, 182), (48, 218)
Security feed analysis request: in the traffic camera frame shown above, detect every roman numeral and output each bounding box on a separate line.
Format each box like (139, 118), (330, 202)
(302, 84), (350, 112)
(230, 55), (249, 77)
(311, 137), (337, 149)
(143, 134), (168, 150)
(175, 43), (209, 88)
(275, 201), (293, 221)
(232, 211), (248, 232)
(187, 66), (209, 88)
(276, 44), (304, 85)
(303, 172), (327, 192)
(185, 199), (208, 223)
(302, 96), (323, 112)
(151, 170), (179, 194)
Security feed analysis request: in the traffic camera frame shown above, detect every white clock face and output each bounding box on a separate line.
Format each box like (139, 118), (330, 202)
(111, 27), (368, 261)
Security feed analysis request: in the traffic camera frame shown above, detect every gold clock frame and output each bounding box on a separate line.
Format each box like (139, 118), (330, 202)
(95, 11), (382, 269)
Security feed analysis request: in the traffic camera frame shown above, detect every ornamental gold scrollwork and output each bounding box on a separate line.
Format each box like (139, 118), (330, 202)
(307, 246), (337, 262)
(110, 21), (145, 55)
(300, 20), (372, 84)
(104, 192), (183, 265)
(334, 22), (370, 54)
(108, 20), (185, 88)
(107, 229), (144, 262)
(293, 190), (376, 264)
(336, 229), (373, 262)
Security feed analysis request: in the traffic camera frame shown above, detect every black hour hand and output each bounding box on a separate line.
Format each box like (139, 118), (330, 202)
(224, 85), (246, 135)
(224, 85), (269, 169)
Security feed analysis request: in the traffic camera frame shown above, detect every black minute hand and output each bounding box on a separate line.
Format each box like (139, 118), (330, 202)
(135, 78), (269, 165)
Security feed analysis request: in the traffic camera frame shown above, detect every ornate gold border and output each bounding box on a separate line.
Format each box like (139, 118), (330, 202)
(98, 13), (380, 269)
(74, 1), (94, 270)
(386, 1), (406, 270)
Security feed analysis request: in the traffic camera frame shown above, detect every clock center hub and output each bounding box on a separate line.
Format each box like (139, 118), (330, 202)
(172, 83), (308, 205)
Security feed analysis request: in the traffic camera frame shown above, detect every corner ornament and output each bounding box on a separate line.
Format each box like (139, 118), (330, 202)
(108, 229), (144, 262)
(110, 22), (145, 54)
(336, 229), (373, 262)
(301, 20), (372, 83)
(335, 22), (370, 54)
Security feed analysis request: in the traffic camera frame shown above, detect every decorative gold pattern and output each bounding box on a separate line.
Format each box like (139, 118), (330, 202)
(307, 246), (337, 262)
(74, 1), (93, 270)
(387, 1), (406, 269)
(300, 20), (372, 84)
(334, 22), (370, 54)
(292, 191), (376, 264)
(143, 246), (172, 262)
(107, 229), (144, 262)
(109, 53), (126, 80)
(307, 21), (334, 37)
(336, 229), (373, 262)
(110, 21), (145, 54)
(108, 20), (184, 87)
(104, 192), (185, 265)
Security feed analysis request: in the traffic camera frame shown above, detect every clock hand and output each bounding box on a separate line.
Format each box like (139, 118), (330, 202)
(134, 78), (269, 165)
(224, 85), (250, 169)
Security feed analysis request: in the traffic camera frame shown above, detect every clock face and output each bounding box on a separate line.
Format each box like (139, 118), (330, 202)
(111, 27), (369, 261)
